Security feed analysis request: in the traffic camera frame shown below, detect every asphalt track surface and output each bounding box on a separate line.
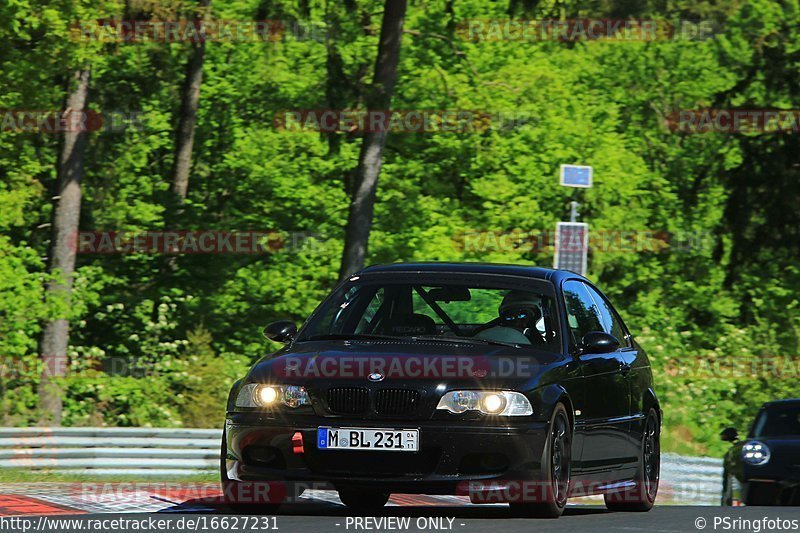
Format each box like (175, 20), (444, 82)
(10, 505), (800, 533)
(2, 484), (799, 532)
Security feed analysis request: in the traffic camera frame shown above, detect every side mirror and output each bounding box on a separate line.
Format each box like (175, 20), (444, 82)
(720, 427), (739, 442)
(263, 320), (297, 343)
(580, 331), (620, 354)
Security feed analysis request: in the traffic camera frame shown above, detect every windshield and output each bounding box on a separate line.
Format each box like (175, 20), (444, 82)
(752, 405), (800, 437)
(298, 275), (561, 353)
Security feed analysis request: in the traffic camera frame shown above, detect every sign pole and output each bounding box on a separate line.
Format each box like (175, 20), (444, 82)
(555, 165), (592, 275)
(569, 201), (580, 223)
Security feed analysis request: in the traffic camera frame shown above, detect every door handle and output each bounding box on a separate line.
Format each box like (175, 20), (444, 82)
(619, 362), (632, 375)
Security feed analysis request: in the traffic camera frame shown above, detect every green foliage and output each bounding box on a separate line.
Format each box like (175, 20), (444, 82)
(174, 326), (246, 428)
(63, 374), (179, 427)
(0, 469), (215, 483)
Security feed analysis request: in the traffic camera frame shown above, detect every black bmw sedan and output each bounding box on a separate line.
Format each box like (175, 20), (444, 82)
(222, 263), (661, 518)
(721, 399), (800, 506)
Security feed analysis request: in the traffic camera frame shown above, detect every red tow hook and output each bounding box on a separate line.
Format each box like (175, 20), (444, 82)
(292, 431), (305, 455)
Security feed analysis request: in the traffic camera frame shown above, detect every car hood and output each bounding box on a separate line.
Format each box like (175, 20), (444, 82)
(755, 436), (800, 454)
(245, 339), (564, 390)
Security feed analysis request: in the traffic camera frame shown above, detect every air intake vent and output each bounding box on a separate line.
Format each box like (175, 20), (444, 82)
(375, 389), (420, 416)
(327, 387), (369, 414)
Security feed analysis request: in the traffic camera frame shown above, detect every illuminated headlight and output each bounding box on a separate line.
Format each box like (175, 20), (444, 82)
(235, 384), (310, 408)
(258, 386), (278, 405)
(436, 391), (532, 416)
(742, 441), (770, 465)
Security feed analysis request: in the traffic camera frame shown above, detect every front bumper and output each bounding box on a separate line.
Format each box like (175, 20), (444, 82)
(224, 412), (548, 494)
(743, 478), (800, 506)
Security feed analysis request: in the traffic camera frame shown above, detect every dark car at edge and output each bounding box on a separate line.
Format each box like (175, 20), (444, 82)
(222, 263), (661, 518)
(721, 398), (800, 506)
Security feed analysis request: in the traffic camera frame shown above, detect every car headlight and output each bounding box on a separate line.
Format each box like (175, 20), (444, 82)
(436, 390), (532, 416)
(742, 441), (770, 465)
(235, 383), (310, 408)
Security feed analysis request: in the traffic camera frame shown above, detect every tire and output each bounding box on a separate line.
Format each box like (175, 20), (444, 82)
(220, 429), (281, 514)
(509, 402), (571, 518)
(337, 488), (390, 511)
(604, 407), (660, 512)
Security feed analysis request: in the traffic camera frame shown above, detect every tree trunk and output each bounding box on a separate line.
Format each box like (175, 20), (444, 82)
(324, 0), (360, 156)
(39, 68), (91, 426)
(338, 0), (408, 280)
(170, 0), (211, 201)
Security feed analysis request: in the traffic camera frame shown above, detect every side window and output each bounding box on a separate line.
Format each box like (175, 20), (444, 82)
(583, 284), (629, 346)
(562, 280), (604, 345)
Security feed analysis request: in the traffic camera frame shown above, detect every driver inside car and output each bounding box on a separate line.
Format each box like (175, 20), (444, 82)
(475, 291), (545, 345)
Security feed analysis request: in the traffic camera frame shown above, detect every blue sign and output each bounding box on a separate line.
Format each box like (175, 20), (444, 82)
(317, 427), (328, 448)
(554, 222), (589, 276)
(560, 164), (593, 188)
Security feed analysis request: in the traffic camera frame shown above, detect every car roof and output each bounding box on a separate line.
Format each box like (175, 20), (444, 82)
(357, 262), (588, 284)
(763, 398), (800, 408)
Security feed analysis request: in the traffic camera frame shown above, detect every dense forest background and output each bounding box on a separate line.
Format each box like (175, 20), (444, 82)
(0, 0), (798, 456)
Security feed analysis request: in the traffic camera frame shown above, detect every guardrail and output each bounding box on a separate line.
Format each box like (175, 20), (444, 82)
(660, 452), (723, 505)
(0, 427), (221, 476)
(0, 428), (724, 504)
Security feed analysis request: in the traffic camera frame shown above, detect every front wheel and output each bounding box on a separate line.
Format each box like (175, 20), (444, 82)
(510, 402), (571, 518)
(604, 407), (660, 512)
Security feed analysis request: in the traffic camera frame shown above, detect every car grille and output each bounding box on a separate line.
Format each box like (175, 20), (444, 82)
(327, 387), (369, 414)
(325, 387), (422, 417)
(375, 389), (420, 416)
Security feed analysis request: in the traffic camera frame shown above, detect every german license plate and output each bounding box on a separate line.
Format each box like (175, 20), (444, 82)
(316, 427), (419, 452)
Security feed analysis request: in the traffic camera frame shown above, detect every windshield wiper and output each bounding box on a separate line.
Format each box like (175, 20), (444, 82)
(302, 333), (407, 342)
(410, 335), (522, 349)
(303, 333), (523, 349)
